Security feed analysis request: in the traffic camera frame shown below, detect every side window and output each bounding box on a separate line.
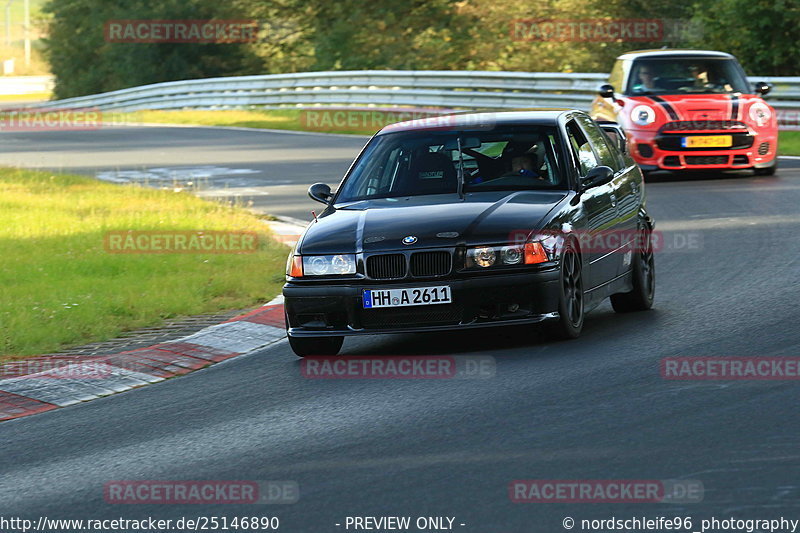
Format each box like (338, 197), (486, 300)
(576, 115), (620, 171)
(566, 120), (598, 177)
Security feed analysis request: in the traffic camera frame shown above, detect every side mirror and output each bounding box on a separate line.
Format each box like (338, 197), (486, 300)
(581, 166), (614, 191)
(754, 81), (771, 96)
(598, 84), (615, 99)
(308, 182), (333, 204)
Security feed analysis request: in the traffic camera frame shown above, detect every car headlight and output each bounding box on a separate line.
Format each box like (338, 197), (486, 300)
(630, 104), (656, 126)
(468, 246), (497, 268)
(749, 102), (772, 127)
(286, 254), (357, 277)
(465, 243), (549, 269)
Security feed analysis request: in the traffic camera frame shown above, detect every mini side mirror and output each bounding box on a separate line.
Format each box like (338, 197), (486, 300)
(754, 81), (771, 96)
(598, 84), (615, 99)
(308, 183), (333, 204)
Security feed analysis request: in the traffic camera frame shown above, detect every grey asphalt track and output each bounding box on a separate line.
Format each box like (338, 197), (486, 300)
(2, 125), (800, 532)
(0, 125), (369, 221)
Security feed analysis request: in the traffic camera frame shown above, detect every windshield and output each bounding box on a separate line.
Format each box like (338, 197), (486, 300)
(336, 125), (565, 203)
(625, 57), (751, 96)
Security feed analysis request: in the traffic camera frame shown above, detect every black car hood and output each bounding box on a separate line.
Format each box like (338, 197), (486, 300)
(298, 191), (569, 254)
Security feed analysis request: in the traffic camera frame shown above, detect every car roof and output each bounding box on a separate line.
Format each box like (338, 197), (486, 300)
(617, 49), (736, 61)
(376, 109), (577, 135)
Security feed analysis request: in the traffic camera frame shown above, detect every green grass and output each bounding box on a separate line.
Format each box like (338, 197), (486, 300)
(778, 131), (800, 156)
(0, 91), (50, 102)
(132, 109), (409, 136)
(0, 168), (289, 360)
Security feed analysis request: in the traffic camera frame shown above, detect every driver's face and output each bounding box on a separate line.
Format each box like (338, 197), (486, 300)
(638, 67), (655, 84)
(511, 156), (534, 173)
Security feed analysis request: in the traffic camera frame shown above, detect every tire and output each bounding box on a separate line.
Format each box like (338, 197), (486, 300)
(611, 223), (655, 313)
(288, 335), (343, 357)
(754, 160), (777, 176)
(546, 243), (585, 340)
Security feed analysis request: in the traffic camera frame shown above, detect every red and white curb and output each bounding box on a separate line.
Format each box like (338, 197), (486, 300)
(0, 297), (287, 422)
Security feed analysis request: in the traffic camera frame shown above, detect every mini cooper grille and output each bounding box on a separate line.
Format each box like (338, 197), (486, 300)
(663, 156), (681, 167)
(661, 120), (748, 131)
(684, 155), (729, 165)
(758, 142), (770, 155)
(366, 254), (406, 279)
(410, 251), (451, 277)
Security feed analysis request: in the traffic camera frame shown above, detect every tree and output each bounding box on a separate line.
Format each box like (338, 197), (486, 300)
(43, 0), (262, 98)
(690, 0), (800, 76)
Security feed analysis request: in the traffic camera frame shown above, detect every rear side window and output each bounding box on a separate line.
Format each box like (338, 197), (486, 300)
(575, 115), (621, 172)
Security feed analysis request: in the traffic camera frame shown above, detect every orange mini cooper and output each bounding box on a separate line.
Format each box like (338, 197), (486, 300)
(591, 49), (778, 175)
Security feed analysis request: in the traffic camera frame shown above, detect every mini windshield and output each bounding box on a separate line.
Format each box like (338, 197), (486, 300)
(625, 58), (751, 96)
(335, 126), (566, 202)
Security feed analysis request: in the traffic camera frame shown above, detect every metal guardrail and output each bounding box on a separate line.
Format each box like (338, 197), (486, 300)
(31, 70), (800, 128)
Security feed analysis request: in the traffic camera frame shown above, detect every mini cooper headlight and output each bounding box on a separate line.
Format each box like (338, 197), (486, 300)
(288, 254), (357, 277)
(749, 102), (772, 127)
(630, 104), (656, 126)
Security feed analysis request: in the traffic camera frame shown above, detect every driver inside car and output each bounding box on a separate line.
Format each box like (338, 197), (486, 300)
(510, 154), (539, 178)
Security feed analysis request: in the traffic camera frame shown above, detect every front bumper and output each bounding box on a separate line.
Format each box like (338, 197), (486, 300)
(627, 127), (777, 171)
(284, 268), (561, 337)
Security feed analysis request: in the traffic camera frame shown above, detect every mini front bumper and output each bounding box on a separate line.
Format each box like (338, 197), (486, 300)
(283, 268), (561, 337)
(627, 128), (778, 171)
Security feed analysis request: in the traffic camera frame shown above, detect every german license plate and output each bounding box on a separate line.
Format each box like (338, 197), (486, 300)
(682, 135), (732, 148)
(362, 286), (451, 309)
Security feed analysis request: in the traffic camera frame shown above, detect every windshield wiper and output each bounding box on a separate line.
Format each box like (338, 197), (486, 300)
(456, 136), (466, 200)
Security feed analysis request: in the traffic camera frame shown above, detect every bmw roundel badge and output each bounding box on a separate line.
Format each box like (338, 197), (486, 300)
(402, 235), (418, 245)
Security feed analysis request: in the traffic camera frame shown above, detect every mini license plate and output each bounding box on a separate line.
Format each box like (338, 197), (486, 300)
(681, 135), (732, 148)
(362, 286), (452, 309)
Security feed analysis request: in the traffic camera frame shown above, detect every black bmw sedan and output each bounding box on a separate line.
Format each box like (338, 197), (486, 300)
(283, 110), (655, 356)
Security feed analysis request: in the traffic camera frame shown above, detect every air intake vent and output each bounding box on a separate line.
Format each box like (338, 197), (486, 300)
(637, 144), (654, 158)
(366, 254), (406, 279)
(758, 142), (770, 155)
(410, 251), (451, 277)
(684, 155), (728, 165)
